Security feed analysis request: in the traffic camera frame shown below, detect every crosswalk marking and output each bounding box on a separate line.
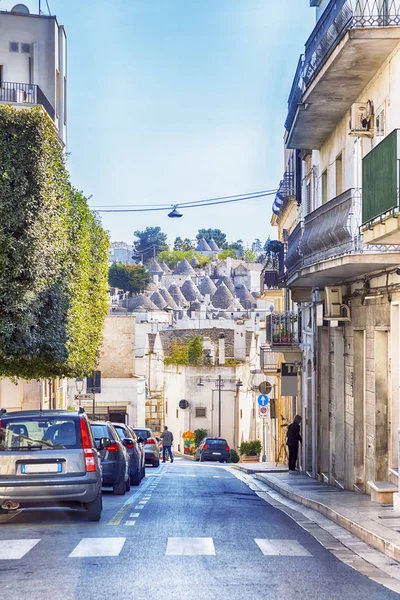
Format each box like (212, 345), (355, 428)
(138, 500), (147, 504)
(255, 539), (312, 557)
(135, 505), (145, 510)
(166, 537), (216, 556)
(125, 521), (136, 527)
(0, 539), (41, 560)
(130, 513), (140, 518)
(69, 538), (126, 558)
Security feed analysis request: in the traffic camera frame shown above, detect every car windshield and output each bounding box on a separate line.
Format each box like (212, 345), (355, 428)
(206, 439), (227, 446)
(133, 429), (150, 439)
(90, 424), (109, 440)
(0, 416), (80, 450)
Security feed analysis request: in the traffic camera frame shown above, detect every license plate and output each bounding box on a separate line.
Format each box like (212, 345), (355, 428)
(212, 452), (221, 455)
(21, 463), (62, 474)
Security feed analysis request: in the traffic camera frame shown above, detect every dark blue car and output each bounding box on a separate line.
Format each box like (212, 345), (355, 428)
(90, 422), (129, 495)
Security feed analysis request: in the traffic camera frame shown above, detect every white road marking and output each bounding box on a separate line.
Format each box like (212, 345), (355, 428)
(138, 501), (147, 504)
(213, 476), (221, 478)
(0, 539), (41, 560)
(125, 521), (136, 526)
(69, 538), (126, 558)
(255, 539), (312, 557)
(130, 513), (140, 518)
(166, 537), (216, 556)
(135, 505), (145, 510)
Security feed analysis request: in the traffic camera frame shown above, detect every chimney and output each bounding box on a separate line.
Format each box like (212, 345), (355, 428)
(234, 320), (246, 362)
(218, 334), (225, 366)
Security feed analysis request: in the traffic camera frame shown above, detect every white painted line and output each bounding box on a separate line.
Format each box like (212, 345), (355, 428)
(130, 513), (140, 518)
(166, 537), (216, 556)
(213, 476), (221, 478)
(0, 539), (41, 560)
(135, 505), (145, 510)
(138, 501), (147, 504)
(125, 521), (136, 527)
(69, 538), (126, 558)
(255, 539), (312, 557)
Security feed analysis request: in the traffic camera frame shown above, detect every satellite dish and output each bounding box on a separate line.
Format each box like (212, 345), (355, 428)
(11, 4), (30, 14)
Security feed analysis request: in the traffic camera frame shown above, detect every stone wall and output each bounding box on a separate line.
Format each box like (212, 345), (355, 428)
(98, 315), (135, 378)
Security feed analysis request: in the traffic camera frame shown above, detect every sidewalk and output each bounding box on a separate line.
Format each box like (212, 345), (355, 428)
(232, 462), (287, 474)
(254, 471), (400, 562)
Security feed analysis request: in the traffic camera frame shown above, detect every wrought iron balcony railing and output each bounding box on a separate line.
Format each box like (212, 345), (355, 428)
(267, 311), (301, 347)
(260, 345), (280, 371)
(286, 0), (400, 132)
(285, 222), (303, 280)
(0, 82), (55, 120)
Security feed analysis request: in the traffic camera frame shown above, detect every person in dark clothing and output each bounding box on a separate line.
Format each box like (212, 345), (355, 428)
(286, 414), (302, 471)
(160, 426), (174, 463)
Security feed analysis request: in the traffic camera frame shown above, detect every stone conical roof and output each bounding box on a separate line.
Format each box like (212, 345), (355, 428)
(168, 283), (188, 306)
(145, 282), (158, 292)
(159, 287), (178, 309)
(190, 256), (200, 268)
(181, 279), (201, 302)
(199, 276), (217, 296)
(125, 294), (158, 311)
(196, 237), (212, 252)
(211, 282), (234, 309)
(150, 290), (168, 310)
(173, 258), (196, 276)
(235, 284), (257, 308)
(148, 260), (164, 274)
(160, 262), (171, 274)
(217, 276), (235, 295)
(208, 238), (220, 252)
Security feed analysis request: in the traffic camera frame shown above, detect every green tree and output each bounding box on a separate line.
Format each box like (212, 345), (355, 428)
(108, 263), (150, 295)
(158, 249), (211, 269)
(194, 428), (208, 447)
(243, 248), (256, 262)
(218, 249), (237, 260)
(173, 237), (184, 251)
(196, 228), (227, 248)
(252, 238), (262, 252)
(132, 226), (168, 263)
(188, 336), (203, 365)
(183, 238), (194, 251)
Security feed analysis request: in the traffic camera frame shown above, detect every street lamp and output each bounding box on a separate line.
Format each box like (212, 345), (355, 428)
(197, 376), (244, 437)
(75, 378), (84, 408)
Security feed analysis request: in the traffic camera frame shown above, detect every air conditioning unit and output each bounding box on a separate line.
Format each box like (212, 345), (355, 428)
(324, 286), (351, 322)
(349, 101), (374, 137)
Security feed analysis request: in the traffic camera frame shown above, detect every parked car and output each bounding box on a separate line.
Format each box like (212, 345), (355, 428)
(126, 425), (146, 478)
(0, 408), (103, 521)
(90, 422), (130, 495)
(132, 427), (161, 467)
(112, 422), (145, 486)
(195, 437), (231, 463)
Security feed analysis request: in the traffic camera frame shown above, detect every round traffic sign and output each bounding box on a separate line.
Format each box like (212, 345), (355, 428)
(257, 394), (269, 407)
(259, 381), (272, 395)
(179, 399), (189, 409)
(260, 406), (267, 415)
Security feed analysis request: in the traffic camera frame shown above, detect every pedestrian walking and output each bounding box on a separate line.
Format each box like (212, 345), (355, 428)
(161, 426), (174, 463)
(286, 414), (302, 472)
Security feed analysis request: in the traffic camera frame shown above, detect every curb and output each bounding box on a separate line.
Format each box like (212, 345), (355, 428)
(232, 464), (288, 475)
(255, 473), (400, 563)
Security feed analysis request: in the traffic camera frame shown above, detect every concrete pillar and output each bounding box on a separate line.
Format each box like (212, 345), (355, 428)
(375, 330), (389, 481)
(218, 336), (225, 366)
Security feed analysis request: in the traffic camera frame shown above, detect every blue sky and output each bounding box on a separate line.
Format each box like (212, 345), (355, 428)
(19, 0), (314, 246)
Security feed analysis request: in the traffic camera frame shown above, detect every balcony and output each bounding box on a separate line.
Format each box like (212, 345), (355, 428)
(260, 346), (280, 372)
(285, 188), (400, 288)
(362, 129), (400, 244)
(267, 311), (301, 347)
(285, 0), (400, 149)
(0, 82), (55, 120)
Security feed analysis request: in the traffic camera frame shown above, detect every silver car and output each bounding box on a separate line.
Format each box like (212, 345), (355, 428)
(132, 427), (161, 467)
(0, 408), (103, 521)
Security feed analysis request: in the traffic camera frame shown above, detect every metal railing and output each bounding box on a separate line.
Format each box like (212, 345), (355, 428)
(260, 346), (280, 371)
(285, 222), (303, 280)
(0, 82), (55, 120)
(266, 311), (301, 347)
(286, 0), (400, 132)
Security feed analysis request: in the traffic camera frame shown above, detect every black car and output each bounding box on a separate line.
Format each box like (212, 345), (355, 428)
(90, 422), (130, 495)
(195, 438), (231, 463)
(126, 425), (146, 478)
(112, 422), (145, 486)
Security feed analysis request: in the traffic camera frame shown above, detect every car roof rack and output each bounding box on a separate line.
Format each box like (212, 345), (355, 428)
(79, 406), (85, 414)
(0, 408), (7, 417)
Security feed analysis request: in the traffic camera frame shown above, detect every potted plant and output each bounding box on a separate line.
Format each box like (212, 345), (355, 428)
(239, 440), (262, 462)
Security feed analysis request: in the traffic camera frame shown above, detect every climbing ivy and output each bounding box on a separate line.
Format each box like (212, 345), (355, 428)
(0, 105), (109, 379)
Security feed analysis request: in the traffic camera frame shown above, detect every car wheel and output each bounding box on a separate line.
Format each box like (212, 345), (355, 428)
(126, 476), (131, 492)
(86, 491), (102, 522)
(130, 469), (141, 486)
(142, 466), (146, 479)
(153, 459), (160, 468)
(113, 476), (126, 495)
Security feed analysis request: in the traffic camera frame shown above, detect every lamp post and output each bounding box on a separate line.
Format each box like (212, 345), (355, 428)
(75, 378), (84, 408)
(197, 376), (243, 437)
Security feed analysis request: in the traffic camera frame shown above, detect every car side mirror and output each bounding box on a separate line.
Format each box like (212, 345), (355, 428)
(100, 437), (111, 450)
(137, 436), (144, 444)
(123, 438), (134, 448)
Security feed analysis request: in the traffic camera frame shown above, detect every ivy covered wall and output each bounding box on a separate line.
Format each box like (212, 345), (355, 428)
(0, 106), (109, 379)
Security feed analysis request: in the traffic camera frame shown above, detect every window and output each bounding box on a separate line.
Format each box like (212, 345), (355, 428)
(195, 407), (206, 418)
(0, 416), (81, 450)
(322, 169), (328, 204)
(335, 153), (343, 196)
(176, 409), (179, 419)
(375, 108), (385, 144)
(21, 43), (30, 54)
(9, 42), (19, 53)
(240, 409), (243, 419)
(165, 401), (168, 415)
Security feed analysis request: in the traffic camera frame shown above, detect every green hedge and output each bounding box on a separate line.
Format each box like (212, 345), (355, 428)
(0, 105), (109, 379)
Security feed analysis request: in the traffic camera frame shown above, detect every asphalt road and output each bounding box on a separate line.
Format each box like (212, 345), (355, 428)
(0, 457), (398, 600)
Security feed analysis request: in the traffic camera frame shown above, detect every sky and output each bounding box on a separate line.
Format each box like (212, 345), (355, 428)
(5, 0), (315, 247)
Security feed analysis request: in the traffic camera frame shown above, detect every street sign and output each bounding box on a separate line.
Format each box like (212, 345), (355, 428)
(259, 381), (272, 395)
(75, 393), (94, 401)
(259, 406), (268, 417)
(257, 394), (269, 406)
(179, 399), (189, 409)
